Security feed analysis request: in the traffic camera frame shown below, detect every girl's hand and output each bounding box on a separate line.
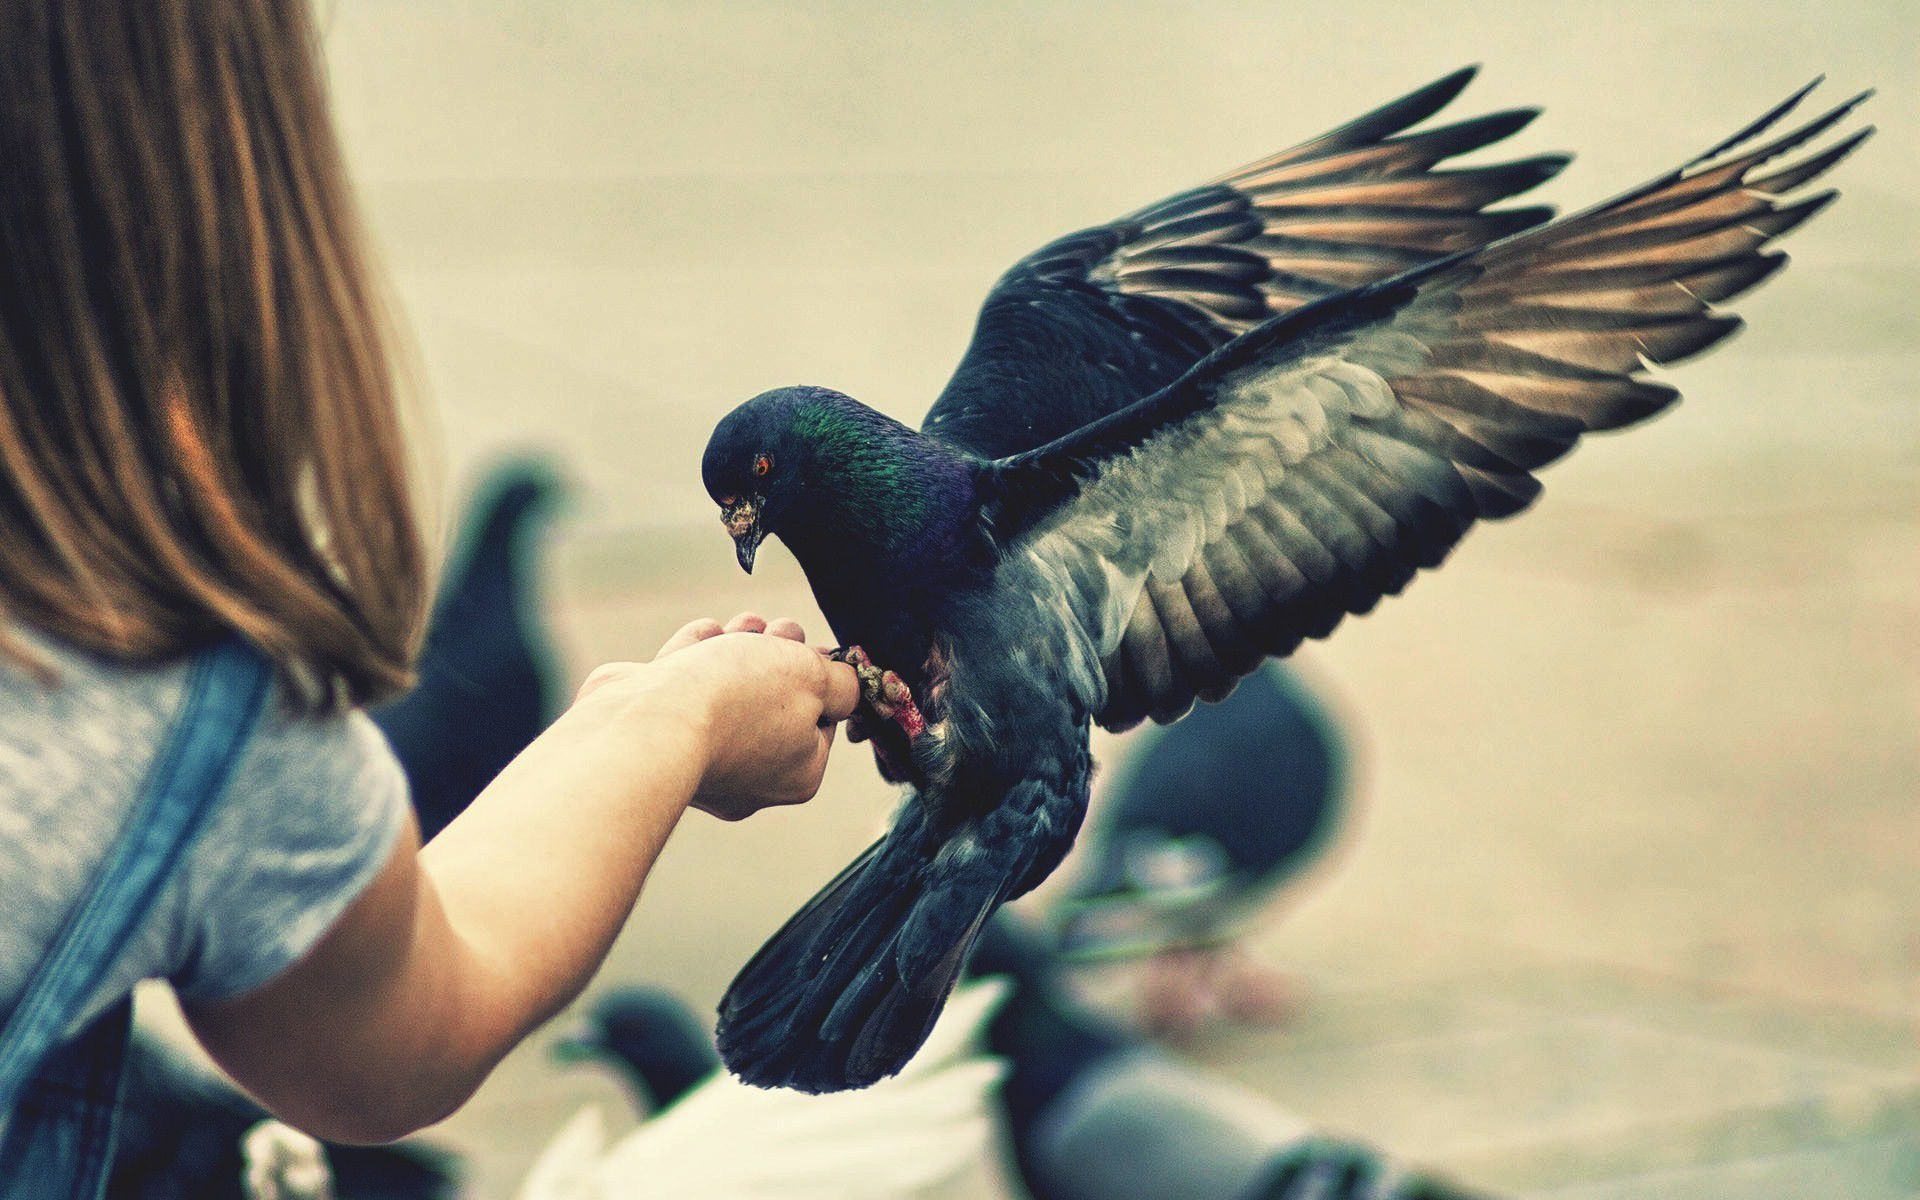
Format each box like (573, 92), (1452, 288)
(576, 613), (860, 821)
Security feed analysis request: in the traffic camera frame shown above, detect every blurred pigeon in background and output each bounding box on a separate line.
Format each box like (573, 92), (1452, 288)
(552, 986), (723, 1114)
(375, 457), (567, 840)
(970, 913), (1489, 1200)
(1055, 664), (1347, 1035)
(520, 982), (1008, 1200)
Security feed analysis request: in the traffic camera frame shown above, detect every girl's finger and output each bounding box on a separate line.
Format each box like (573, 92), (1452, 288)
(724, 612), (767, 635)
(821, 661), (861, 723)
(766, 617), (806, 642)
(654, 617), (724, 659)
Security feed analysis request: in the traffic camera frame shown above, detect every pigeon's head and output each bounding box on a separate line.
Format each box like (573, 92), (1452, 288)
(551, 986), (719, 1109)
(702, 384), (858, 573)
(468, 456), (568, 547)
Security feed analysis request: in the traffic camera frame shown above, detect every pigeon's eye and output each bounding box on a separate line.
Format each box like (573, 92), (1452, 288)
(753, 453), (773, 478)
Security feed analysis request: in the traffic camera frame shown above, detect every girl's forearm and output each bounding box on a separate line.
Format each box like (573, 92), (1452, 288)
(418, 686), (708, 1062)
(188, 684), (714, 1143)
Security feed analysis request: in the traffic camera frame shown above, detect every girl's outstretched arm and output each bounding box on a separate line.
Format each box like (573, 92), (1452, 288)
(185, 614), (859, 1143)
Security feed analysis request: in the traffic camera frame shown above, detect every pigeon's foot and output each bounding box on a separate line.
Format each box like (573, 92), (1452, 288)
(1138, 945), (1298, 1037)
(1138, 946), (1214, 1040)
(1213, 945), (1298, 1026)
(833, 645), (926, 739)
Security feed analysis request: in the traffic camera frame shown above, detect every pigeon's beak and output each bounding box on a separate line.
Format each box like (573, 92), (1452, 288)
(719, 495), (764, 574)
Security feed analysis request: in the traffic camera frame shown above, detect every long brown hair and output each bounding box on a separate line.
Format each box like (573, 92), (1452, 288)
(0, 0), (427, 708)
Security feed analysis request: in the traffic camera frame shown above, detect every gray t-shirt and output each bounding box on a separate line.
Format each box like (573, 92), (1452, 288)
(0, 628), (409, 1039)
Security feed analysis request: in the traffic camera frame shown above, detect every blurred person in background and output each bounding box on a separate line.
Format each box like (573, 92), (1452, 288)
(0, 2), (860, 1195)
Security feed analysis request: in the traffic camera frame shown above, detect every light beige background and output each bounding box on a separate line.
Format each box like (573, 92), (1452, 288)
(315, 3), (1916, 1196)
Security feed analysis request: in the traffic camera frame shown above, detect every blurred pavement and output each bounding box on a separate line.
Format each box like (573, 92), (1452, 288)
(317, 3), (1917, 1196)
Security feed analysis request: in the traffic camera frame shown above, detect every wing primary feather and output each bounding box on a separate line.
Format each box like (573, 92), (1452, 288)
(1490, 84), (1866, 253)
(1554, 189), (1835, 266)
(1687, 76), (1823, 165)
(1215, 66), (1482, 183)
(1748, 127), (1874, 194)
(1258, 204), (1556, 253)
(1685, 86), (1872, 178)
(1391, 107), (1545, 161)
(1252, 158), (1569, 213)
(1456, 464), (1543, 518)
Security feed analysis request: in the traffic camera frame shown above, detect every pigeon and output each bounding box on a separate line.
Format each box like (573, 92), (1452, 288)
(969, 913), (1489, 1200)
(701, 69), (1871, 1092)
(552, 986), (723, 1113)
(108, 1022), (458, 1200)
(374, 457), (565, 841)
(1055, 664), (1347, 1034)
(517, 982), (1007, 1200)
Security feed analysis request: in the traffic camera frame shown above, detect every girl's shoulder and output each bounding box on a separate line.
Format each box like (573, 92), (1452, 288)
(0, 627), (410, 1017)
(1, 628), (404, 804)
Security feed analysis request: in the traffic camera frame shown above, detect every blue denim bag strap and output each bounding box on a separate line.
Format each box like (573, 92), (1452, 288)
(0, 998), (135, 1199)
(0, 638), (273, 1196)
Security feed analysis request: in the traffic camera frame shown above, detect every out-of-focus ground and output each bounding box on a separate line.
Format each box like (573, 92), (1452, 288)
(317, 3), (1915, 1196)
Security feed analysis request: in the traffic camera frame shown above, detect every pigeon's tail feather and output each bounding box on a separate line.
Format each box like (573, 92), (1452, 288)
(717, 828), (1013, 1094)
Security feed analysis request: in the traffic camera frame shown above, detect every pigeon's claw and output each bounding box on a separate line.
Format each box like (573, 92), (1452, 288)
(837, 644), (874, 672)
(1139, 944), (1298, 1038)
(880, 671), (926, 738)
(831, 646), (927, 741)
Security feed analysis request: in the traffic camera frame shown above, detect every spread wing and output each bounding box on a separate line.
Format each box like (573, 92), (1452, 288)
(921, 66), (1568, 460)
(980, 81), (1871, 731)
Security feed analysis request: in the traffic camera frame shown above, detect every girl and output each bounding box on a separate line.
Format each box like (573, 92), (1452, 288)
(0, 0), (858, 1181)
